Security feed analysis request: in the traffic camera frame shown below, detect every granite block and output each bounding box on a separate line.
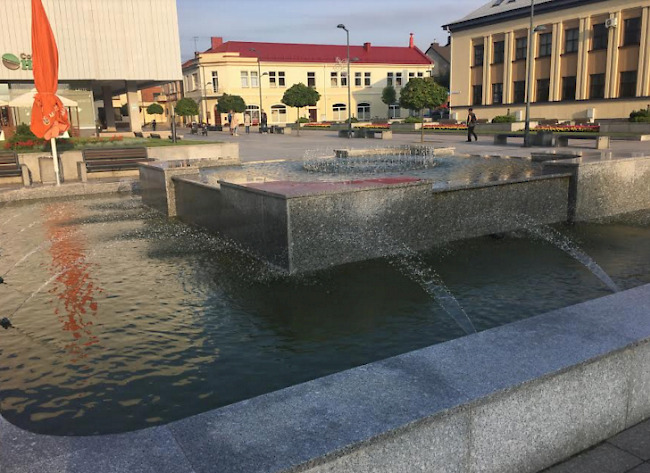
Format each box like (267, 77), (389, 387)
(543, 443), (642, 473)
(626, 342), (650, 428)
(301, 410), (469, 473)
(168, 360), (465, 473)
(470, 352), (630, 473)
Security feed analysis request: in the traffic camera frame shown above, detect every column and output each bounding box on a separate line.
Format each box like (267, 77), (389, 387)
(576, 17), (590, 100)
(102, 86), (116, 131)
(638, 7), (650, 96)
(606, 12), (621, 98)
(549, 23), (562, 101)
(504, 32), (514, 103)
(125, 81), (142, 133)
(528, 31), (539, 103)
(482, 35), (492, 105)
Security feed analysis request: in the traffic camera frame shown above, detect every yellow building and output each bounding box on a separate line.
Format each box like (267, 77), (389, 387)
(445, 0), (650, 121)
(181, 36), (434, 126)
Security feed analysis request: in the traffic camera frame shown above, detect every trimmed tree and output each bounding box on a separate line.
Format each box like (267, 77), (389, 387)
(146, 103), (164, 115)
(381, 85), (397, 119)
(399, 78), (448, 142)
(216, 93), (247, 114)
(175, 97), (200, 121)
(281, 83), (320, 136)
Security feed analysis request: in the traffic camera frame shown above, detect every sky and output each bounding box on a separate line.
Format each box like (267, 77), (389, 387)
(176, 0), (486, 60)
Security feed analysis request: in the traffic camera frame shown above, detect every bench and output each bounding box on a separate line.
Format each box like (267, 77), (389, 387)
(338, 129), (353, 138)
(353, 129), (393, 140)
(271, 126), (291, 135)
(149, 133), (162, 139)
(0, 151), (30, 186)
(167, 135), (182, 141)
(493, 133), (524, 145)
(77, 148), (154, 182)
(134, 132), (144, 138)
(556, 134), (610, 150)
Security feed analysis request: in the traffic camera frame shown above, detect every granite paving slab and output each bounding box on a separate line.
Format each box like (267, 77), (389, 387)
(609, 419), (650, 460)
(542, 444), (642, 473)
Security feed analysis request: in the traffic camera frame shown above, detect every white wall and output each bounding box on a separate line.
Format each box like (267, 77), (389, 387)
(0, 0), (182, 81)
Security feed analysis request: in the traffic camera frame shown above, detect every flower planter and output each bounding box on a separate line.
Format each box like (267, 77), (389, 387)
(475, 122), (538, 133)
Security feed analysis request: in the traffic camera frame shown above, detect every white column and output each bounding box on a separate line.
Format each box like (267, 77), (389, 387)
(504, 32), (514, 103)
(638, 7), (650, 97)
(576, 17), (590, 100)
(102, 86), (116, 131)
(606, 12), (622, 99)
(483, 35), (493, 105)
(549, 23), (562, 101)
(126, 81), (142, 133)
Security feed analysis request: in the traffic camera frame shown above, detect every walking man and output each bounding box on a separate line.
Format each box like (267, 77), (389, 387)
(244, 112), (251, 134)
(467, 108), (478, 142)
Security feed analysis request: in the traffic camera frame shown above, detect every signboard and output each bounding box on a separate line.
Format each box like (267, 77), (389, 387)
(2, 53), (33, 71)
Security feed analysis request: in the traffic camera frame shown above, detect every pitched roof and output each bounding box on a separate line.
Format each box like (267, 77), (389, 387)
(200, 41), (433, 66)
(426, 43), (450, 65)
(444, 0), (608, 32)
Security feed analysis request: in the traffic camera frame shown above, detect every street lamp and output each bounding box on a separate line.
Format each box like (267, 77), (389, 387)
(250, 48), (269, 132)
(337, 24), (352, 138)
(523, 0), (548, 147)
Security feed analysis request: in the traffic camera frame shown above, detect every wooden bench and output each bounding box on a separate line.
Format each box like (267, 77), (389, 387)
(77, 148), (154, 182)
(353, 129), (393, 140)
(493, 133), (524, 145)
(338, 129), (353, 138)
(556, 134), (610, 150)
(271, 126), (291, 135)
(149, 133), (162, 139)
(167, 135), (182, 141)
(133, 132), (144, 138)
(0, 151), (30, 186)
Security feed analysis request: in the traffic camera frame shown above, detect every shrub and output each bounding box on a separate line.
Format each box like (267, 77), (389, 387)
(492, 115), (516, 123)
(630, 110), (650, 122)
(403, 116), (423, 123)
(296, 117), (310, 123)
(346, 117), (359, 123)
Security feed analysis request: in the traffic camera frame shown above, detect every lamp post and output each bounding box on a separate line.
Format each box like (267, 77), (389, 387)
(250, 48), (268, 132)
(337, 24), (352, 138)
(523, 0), (547, 147)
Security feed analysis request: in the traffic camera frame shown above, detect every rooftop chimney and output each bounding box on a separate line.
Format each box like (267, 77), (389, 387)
(211, 37), (224, 50)
(364, 42), (372, 52)
(409, 33), (414, 48)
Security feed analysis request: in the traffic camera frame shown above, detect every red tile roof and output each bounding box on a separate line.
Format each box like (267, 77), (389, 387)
(200, 41), (433, 66)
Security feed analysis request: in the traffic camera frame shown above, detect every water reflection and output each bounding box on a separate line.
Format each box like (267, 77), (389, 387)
(44, 204), (101, 361)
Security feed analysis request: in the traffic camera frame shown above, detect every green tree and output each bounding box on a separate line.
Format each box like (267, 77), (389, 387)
(216, 93), (247, 114)
(399, 78), (448, 142)
(146, 103), (164, 115)
(381, 85), (397, 119)
(175, 97), (200, 119)
(281, 83), (320, 136)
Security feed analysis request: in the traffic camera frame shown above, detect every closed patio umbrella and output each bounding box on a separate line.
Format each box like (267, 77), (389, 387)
(29, 0), (71, 186)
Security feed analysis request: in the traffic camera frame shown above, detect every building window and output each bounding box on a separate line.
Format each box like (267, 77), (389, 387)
(246, 104), (260, 123)
(592, 23), (609, 50)
(211, 71), (219, 92)
(589, 73), (606, 99)
(620, 71), (638, 98)
(472, 85), (483, 105)
(492, 83), (504, 104)
(355, 72), (362, 87)
(269, 72), (277, 87)
(332, 103), (347, 121)
(409, 72), (415, 81)
(474, 44), (484, 66)
(493, 41), (505, 63)
(341, 72), (348, 87)
(250, 71), (259, 88)
(357, 103), (371, 120)
(562, 76), (577, 101)
(537, 79), (550, 102)
(515, 37), (527, 60)
(539, 33), (553, 57)
(278, 72), (286, 87)
(513, 81), (526, 103)
(389, 104), (401, 118)
(565, 28), (579, 53)
(387, 72), (394, 86)
(308, 72), (316, 88)
(271, 104), (287, 122)
(365, 72), (372, 86)
(331, 72), (338, 87)
(396, 72), (403, 86)
(417, 72), (424, 77)
(241, 71), (249, 88)
(624, 17), (642, 46)
(192, 73), (199, 91)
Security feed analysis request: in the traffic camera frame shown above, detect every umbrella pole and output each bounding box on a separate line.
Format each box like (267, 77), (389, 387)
(50, 137), (61, 186)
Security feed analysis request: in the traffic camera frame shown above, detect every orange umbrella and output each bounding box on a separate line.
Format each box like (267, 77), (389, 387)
(30, 0), (70, 185)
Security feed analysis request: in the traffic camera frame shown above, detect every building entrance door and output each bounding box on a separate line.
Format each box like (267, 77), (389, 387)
(309, 108), (318, 122)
